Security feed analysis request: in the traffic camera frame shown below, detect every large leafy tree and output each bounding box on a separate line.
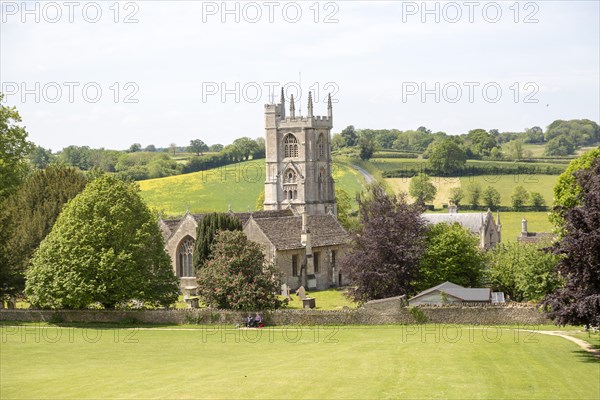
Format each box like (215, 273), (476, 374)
(339, 184), (427, 303)
(0, 93), (33, 200)
(542, 159), (600, 327)
(425, 138), (467, 174)
(193, 213), (242, 270)
(466, 182), (482, 207)
(417, 223), (486, 291)
(0, 166), (87, 299)
(232, 137), (259, 161)
(448, 187), (464, 206)
(465, 129), (498, 159)
(188, 139), (209, 156)
(196, 230), (282, 310)
(511, 185), (529, 210)
(340, 125), (358, 147)
(409, 173), (437, 206)
(550, 148), (600, 232)
(482, 186), (501, 209)
(25, 175), (179, 309)
(487, 241), (562, 302)
(358, 135), (375, 161)
(545, 119), (600, 147)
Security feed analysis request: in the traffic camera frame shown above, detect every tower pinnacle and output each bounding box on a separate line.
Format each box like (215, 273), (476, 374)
(327, 93), (332, 118)
(307, 91), (313, 118)
(290, 94), (296, 119)
(280, 87), (285, 118)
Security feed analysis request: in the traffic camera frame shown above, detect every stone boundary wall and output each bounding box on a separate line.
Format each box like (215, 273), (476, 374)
(0, 305), (550, 326)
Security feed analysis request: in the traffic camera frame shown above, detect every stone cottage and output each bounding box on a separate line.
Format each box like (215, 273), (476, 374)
(422, 207), (502, 249)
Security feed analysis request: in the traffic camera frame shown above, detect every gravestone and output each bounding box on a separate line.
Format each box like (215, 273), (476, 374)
(297, 286), (307, 300)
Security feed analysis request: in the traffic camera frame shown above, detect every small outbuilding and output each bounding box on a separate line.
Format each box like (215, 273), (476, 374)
(409, 281), (500, 306)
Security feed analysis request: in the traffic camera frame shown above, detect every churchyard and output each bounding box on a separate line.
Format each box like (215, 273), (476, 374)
(1, 322), (598, 399)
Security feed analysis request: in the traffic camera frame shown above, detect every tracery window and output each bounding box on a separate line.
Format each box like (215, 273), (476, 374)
(284, 134), (299, 158)
(177, 238), (194, 277)
(317, 134), (324, 158)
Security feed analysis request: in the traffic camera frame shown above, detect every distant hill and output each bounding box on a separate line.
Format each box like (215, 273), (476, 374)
(139, 159), (365, 217)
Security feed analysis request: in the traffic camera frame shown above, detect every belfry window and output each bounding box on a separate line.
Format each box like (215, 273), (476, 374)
(177, 238), (194, 277)
(317, 134), (324, 158)
(284, 134), (299, 158)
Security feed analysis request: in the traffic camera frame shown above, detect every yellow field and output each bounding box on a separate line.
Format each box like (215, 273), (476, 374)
(386, 176), (462, 208)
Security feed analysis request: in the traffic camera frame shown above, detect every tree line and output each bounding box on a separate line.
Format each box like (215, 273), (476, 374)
(333, 119), (599, 162)
(26, 137), (265, 181)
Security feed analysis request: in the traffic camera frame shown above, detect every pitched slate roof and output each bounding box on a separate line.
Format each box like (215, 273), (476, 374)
(421, 213), (489, 234)
(409, 281), (491, 302)
(517, 232), (555, 244)
(159, 219), (183, 241)
(249, 214), (350, 250)
(160, 209), (295, 241)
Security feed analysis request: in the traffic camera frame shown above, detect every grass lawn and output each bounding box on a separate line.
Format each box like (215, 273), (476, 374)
(139, 160), (365, 216)
(1, 324), (598, 399)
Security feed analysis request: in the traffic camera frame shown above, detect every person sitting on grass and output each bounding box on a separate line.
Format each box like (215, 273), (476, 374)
(254, 313), (262, 327)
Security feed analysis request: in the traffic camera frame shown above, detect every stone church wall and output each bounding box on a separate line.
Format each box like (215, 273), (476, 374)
(0, 305), (550, 326)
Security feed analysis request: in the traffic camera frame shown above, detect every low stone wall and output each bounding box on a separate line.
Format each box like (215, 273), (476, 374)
(0, 304), (550, 326)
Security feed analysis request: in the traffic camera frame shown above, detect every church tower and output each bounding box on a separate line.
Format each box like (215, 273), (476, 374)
(264, 88), (336, 216)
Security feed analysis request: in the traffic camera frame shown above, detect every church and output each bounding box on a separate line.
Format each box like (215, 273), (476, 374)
(159, 89), (350, 293)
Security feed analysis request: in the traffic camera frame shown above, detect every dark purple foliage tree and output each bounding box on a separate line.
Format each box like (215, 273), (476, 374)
(340, 184), (427, 303)
(542, 158), (600, 327)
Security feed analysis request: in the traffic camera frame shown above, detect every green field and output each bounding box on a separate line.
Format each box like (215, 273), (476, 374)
(386, 174), (557, 209)
(1, 323), (598, 399)
(368, 157), (567, 174)
(139, 160), (365, 216)
(493, 211), (554, 243)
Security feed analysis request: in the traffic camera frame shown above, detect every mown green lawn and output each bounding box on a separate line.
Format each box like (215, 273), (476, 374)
(1, 324), (598, 399)
(139, 160), (365, 216)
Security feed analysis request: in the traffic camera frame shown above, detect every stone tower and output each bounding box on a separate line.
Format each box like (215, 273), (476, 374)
(263, 88), (336, 215)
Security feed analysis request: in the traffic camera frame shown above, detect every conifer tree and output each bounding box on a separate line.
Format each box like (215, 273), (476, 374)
(0, 165), (87, 299)
(193, 213), (242, 270)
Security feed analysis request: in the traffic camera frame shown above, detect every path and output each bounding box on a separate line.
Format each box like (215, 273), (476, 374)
(350, 164), (375, 185)
(521, 329), (600, 359)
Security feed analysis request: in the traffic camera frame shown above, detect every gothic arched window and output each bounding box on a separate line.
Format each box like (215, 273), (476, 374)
(284, 134), (299, 158)
(177, 237), (194, 277)
(317, 133), (324, 158)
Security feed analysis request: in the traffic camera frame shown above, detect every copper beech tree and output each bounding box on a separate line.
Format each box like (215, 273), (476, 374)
(340, 184), (427, 303)
(542, 157), (600, 327)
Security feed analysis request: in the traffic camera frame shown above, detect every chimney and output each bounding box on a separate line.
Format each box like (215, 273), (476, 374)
(521, 218), (528, 236)
(301, 212), (308, 233)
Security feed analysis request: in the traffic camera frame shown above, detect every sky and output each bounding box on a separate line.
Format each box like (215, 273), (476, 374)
(1, 0), (599, 150)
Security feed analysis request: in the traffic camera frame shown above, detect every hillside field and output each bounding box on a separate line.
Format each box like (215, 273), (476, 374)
(139, 160), (365, 216)
(2, 323), (598, 399)
(386, 174), (557, 209)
